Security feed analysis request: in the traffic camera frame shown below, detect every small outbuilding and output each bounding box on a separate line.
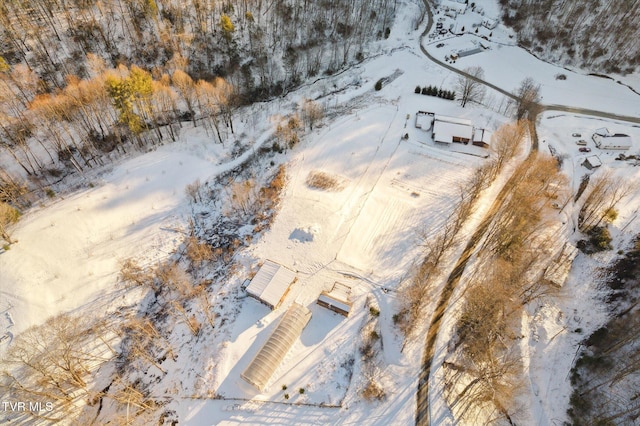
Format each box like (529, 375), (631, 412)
(415, 111), (434, 130)
(472, 128), (492, 148)
(457, 47), (484, 58)
(245, 260), (297, 310)
(582, 155), (602, 169)
(317, 282), (353, 317)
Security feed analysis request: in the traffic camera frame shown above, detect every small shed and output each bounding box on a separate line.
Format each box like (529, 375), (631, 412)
(472, 128), (492, 148)
(415, 112), (434, 130)
(316, 282), (353, 317)
(245, 260), (296, 310)
(241, 303), (311, 391)
(582, 155), (602, 169)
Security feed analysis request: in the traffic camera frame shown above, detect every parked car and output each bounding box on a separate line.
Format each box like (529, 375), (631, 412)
(436, 43), (444, 48)
(579, 147), (591, 152)
(576, 140), (587, 146)
(572, 133), (582, 137)
(439, 29), (448, 34)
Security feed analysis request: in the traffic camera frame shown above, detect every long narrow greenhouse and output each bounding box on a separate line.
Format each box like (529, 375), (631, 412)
(241, 303), (312, 391)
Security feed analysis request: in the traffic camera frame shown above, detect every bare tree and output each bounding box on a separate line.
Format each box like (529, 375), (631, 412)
(515, 77), (541, 120)
(456, 66), (486, 108)
(579, 171), (635, 231)
(492, 120), (528, 172)
(1, 314), (115, 422)
(300, 98), (324, 130)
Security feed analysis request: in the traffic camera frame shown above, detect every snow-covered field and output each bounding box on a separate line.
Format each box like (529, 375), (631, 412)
(3, 0), (640, 424)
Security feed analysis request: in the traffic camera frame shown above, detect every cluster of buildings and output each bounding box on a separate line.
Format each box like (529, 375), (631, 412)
(581, 128), (634, 170)
(415, 111), (491, 148)
(240, 260), (353, 391)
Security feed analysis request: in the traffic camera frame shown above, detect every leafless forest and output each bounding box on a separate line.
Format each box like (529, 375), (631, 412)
(499, 0), (640, 74)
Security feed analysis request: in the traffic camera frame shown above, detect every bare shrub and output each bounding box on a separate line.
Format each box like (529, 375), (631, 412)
(361, 379), (385, 401)
(185, 178), (203, 204)
(306, 170), (342, 191)
(118, 258), (153, 289)
(300, 98), (324, 130)
(185, 236), (214, 265)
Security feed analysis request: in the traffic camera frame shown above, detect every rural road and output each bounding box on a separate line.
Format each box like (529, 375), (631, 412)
(414, 1), (640, 426)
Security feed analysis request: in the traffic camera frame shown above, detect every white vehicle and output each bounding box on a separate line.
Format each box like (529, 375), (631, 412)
(576, 140), (587, 146)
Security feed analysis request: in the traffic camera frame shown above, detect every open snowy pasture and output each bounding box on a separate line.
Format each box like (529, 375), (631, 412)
(195, 87), (497, 422)
(0, 126), (233, 339)
(424, 34), (640, 117)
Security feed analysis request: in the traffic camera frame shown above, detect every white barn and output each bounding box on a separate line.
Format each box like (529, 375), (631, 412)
(593, 133), (632, 150)
(245, 260), (297, 310)
(432, 115), (473, 144)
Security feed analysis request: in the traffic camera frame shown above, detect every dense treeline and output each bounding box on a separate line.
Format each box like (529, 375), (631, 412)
(499, 0), (640, 74)
(0, 0), (393, 221)
(0, 59), (235, 184)
(0, 0), (395, 96)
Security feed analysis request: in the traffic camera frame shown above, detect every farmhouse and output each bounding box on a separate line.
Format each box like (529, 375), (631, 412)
(440, 0), (467, 14)
(592, 132), (633, 150)
(582, 155), (602, 170)
(241, 303), (312, 391)
(432, 115), (473, 144)
(317, 282), (353, 317)
(245, 260), (297, 310)
(472, 128), (492, 148)
(482, 18), (498, 30)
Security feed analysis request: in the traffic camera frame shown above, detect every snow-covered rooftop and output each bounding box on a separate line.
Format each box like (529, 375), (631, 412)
(584, 155), (602, 168)
(433, 120), (473, 144)
(241, 303), (312, 391)
(245, 260), (297, 309)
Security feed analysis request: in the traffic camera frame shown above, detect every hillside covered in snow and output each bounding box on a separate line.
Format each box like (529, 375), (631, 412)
(2, 0), (640, 425)
(498, 0), (640, 75)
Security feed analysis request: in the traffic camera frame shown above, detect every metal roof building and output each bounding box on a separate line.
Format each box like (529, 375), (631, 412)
(433, 119), (473, 144)
(241, 303), (312, 391)
(317, 282), (353, 317)
(245, 260), (296, 310)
